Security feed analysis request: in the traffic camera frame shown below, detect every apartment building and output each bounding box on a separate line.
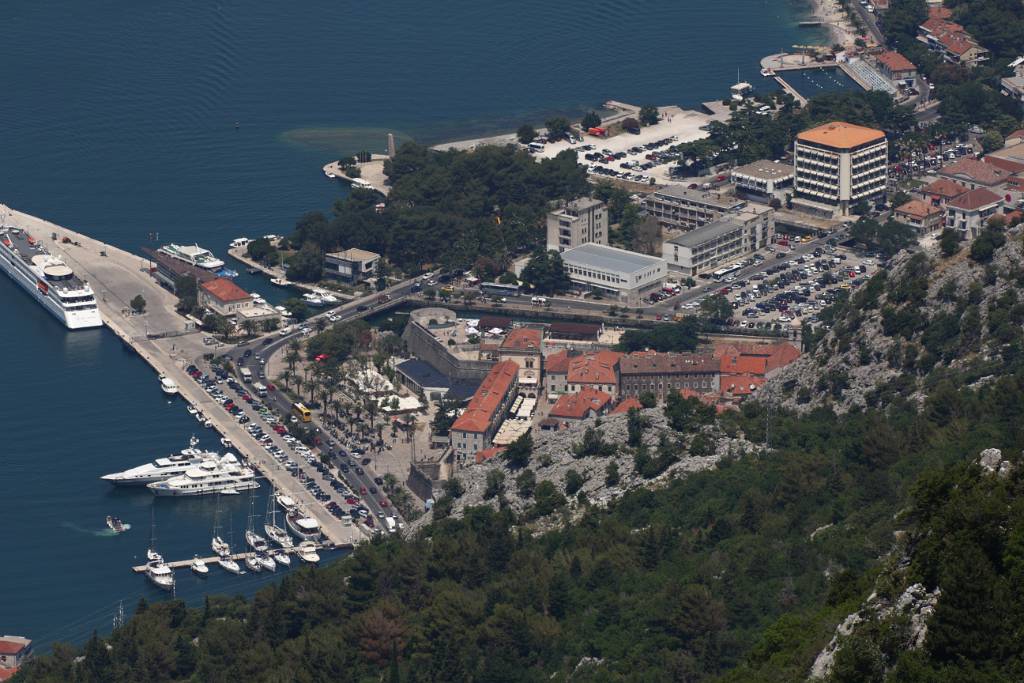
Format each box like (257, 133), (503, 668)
(944, 188), (1003, 239)
(731, 160), (794, 199)
(661, 206), (774, 276)
(792, 121), (888, 216)
(546, 197), (607, 252)
(642, 186), (745, 230)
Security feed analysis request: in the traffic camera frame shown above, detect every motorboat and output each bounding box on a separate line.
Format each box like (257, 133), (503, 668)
(760, 67), (776, 77)
(157, 243), (225, 271)
(296, 541), (320, 564)
(256, 552), (276, 572)
(302, 293), (325, 307)
(187, 406), (198, 416)
(106, 516), (130, 533)
(147, 453), (258, 497)
(270, 278), (290, 287)
(286, 511), (322, 541)
(147, 548), (163, 563)
(218, 556), (243, 574)
(275, 493), (298, 513)
(146, 559), (175, 591)
(220, 438), (233, 449)
(244, 554), (263, 572)
(102, 436), (218, 486)
(191, 556), (209, 576)
(160, 375), (179, 395)
(271, 550), (292, 567)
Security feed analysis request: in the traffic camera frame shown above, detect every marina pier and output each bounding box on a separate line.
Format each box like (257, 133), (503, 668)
(129, 542), (338, 573)
(1, 205), (365, 549)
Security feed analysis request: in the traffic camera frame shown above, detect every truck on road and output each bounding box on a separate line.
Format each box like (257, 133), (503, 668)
(240, 367), (252, 382)
(384, 516), (397, 533)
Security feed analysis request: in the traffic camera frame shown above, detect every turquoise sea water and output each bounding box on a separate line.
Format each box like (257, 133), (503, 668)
(0, 0), (822, 647)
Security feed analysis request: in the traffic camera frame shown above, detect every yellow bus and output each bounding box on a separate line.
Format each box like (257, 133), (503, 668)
(292, 402), (312, 423)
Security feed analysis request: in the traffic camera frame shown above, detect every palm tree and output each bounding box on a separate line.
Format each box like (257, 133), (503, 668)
(315, 317), (327, 333)
(285, 349), (300, 375)
(241, 319), (258, 338)
(294, 376), (305, 400)
(281, 368), (292, 390)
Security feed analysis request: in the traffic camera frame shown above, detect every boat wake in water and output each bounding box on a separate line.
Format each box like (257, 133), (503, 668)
(60, 521), (130, 537)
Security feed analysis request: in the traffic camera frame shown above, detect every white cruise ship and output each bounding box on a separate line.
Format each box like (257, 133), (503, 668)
(157, 243), (225, 271)
(0, 227), (103, 330)
(147, 453), (258, 496)
(101, 436), (219, 486)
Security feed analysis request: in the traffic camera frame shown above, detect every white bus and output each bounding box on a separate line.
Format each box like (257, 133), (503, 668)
(240, 367), (253, 382)
(712, 264), (742, 281)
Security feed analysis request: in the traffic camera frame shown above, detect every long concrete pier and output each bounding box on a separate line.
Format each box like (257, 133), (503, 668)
(130, 541), (338, 573)
(2, 205), (364, 548)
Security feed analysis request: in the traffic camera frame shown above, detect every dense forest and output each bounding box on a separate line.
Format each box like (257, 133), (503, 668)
(283, 144), (588, 277)
(17, 229), (1024, 681)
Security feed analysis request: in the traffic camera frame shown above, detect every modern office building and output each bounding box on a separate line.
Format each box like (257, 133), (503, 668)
(661, 206), (774, 276)
(560, 243), (667, 304)
(731, 160), (794, 199)
(792, 121), (888, 216)
(642, 186), (746, 230)
(546, 197), (607, 252)
(324, 248), (381, 283)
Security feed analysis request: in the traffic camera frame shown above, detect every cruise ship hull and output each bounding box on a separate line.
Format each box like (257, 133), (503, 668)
(0, 235), (103, 330)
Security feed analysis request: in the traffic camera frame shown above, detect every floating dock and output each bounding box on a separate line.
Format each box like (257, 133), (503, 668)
(130, 542), (343, 573)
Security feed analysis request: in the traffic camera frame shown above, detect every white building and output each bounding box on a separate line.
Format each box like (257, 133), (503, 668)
(793, 121), (888, 217)
(944, 188), (1003, 239)
(560, 243), (666, 305)
(324, 248), (381, 283)
(731, 160), (794, 199)
(642, 186), (745, 230)
(546, 197), (607, 252)
(662, 207), (775, 276)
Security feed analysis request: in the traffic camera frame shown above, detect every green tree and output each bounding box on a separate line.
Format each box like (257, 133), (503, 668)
(544, 117), (571, 140)
(483, 470), (505, 500)
(516, 124), (537, 144)
(699, 294), (732, 324)
(639, 105), (659, 126)
(980, 129), (1005, 153)
(604, 462), (620, 486)
(969, 229), (1006, 263)
(639, 391), (657, 408)
(520, 250), (571, 295)
(502, 433), (533, 469)
(130, 294), (146, 314)
(174, 274), (198, 315)
(515, 469), (536, 497)
(581, 111), (601, 130)
(286, 242), (324, 282)
(564, 469), (585, 496)
(938, 228), (960, 257)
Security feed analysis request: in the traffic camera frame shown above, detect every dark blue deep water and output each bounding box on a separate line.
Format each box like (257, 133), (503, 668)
(0, 0), (821, 647)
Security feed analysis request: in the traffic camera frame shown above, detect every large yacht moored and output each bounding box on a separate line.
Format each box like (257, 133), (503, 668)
(101, 436), (217, 486)
(146, 453), (258, 496)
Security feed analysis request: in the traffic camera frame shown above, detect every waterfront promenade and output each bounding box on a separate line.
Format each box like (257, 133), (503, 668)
(322, 154), (390, 196)
(3, 206), (364, 548)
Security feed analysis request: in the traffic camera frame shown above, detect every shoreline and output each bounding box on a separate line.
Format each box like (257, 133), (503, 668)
(810, 0), (858, 47)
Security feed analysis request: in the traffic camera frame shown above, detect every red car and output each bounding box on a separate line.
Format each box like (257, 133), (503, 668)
(379, 499), (389, 508)
(359, 486), (367, 495)
(266, 383), (276, 392)
(273, 425), (287, 435)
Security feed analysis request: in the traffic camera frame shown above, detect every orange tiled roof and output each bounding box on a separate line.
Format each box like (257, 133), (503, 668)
(500, 328), (543, 352)
(549, 387), (612, 420)
(720, 354), (768, 376)
(928, 6), (952, 20)
(475, 446), (506, 464)
(451, 360), (519, 434)
(922, 178), (968, 199)
(567, 350), (621, 385)
(721, 374), (766, 396)
(896, 199), (942, 220)
(947, 187), (1002, 211)
(940, 157), (1008, 186)
(610, 396), (644, 414)
(877, 50), (916, 73)
(678, 388), (719, 406)
(545, 349), (570, 374)
(984, 156), (1024, 174)
(200, 277), (251, 302)
(797, 122), (885, 149)
(713, 341), (800, 374)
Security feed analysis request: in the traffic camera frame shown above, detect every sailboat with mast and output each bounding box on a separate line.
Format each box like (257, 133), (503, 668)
(264, 484), (293, 549)
(145, 507), (175, 591)
(245, 486), (276, 572)
(212, 497), (242, 574)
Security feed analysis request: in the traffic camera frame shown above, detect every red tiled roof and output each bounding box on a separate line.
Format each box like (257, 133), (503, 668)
(567, 350), (621, 385)
(0, 640), (28, 655)
(938, 31), (977, 55)
(947, 187), (1002, 211)
(610, 396), (644, 414)
(451, 360), (519, 434)
(984, 156), (1024, 174)
(1005, 129), (1024, 141)
(921, 178), (968, 199)
(618, 351), (718, 375)
(720, 354), (768, 376)
(200, 277), (251, 302)
(939, 157), (1008, 186)
(896, 199), (942, 220)
(877, 50), (916, 73)
(500, 328), (542, 352)
(721, 374), (766, 396)
(713, 341), (800, 375)
(475, 446), (506, 464)
(0, 668), (18, 682)
(549, 388), (612, 420)
(920, 17), (963, 34)
(545, 349), (570, 374)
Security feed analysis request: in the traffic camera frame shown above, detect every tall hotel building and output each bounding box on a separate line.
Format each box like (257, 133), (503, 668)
(793, 122), (888, 216)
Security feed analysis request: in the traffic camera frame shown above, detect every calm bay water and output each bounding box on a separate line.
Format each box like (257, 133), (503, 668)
(0, 0), (821, 646)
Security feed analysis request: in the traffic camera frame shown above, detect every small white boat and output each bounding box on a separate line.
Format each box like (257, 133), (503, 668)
(297, 541), (320, 564)
(220, 438), (233, 449)
(187, 406), (198, 416)
(244, 554), (263, 572)
(276, 493), (298, 513)
(191, 556), (209, 575)
(147, 560), (175, 590)
(194, 411), (206, 424)
(159, 375), (179, 395)
(271, 550), (291, 567)
(203, 419), (214, 428)
(106, 515), (130, 533)
(212, 535), (230, 556)
(147, 548), (163, 563)
(270, 278), (290, 287)
(256, 552), (276, 572)
(218, 556), (243, 574)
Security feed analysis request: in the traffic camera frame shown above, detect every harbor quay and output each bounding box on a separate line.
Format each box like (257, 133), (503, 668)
(3, 206), (365, 551)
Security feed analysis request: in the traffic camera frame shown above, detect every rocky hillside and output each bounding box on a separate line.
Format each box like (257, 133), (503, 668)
(765, 225), (1024, 413)
(412, 405), (762, 532)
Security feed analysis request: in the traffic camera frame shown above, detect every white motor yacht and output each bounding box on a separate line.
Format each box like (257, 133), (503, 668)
(286, 511), (322, 541)
(297, 541), (320, 564)
(101, 436), (217, 486)
(191, 556), (209, 576)
(147, 560), (175, 590)
(160, 375), (179, 395)
(147, 454), (258, 497)
(275, 493), (298, 513)
(270, 277), (290, 287)
(157, 243), (225, 271)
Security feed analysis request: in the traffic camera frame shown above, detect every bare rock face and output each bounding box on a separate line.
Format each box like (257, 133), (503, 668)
(411, 408), (763, 532)
(977, 447), (1013, 478)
